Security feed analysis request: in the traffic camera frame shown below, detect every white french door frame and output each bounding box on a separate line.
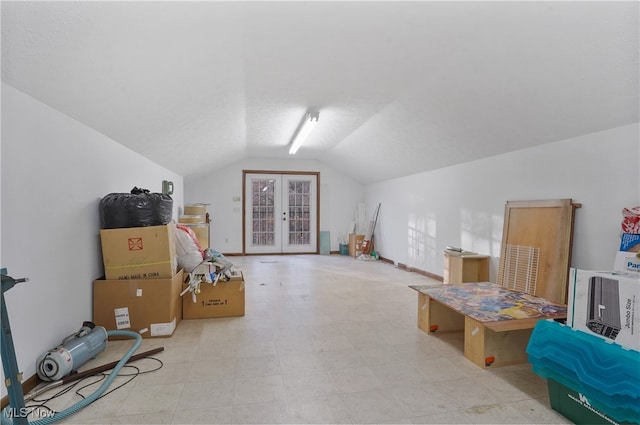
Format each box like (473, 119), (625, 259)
(242, 170), (320, 255)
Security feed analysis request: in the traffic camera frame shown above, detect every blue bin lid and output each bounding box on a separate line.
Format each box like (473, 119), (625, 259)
(527, 320), (640, 422)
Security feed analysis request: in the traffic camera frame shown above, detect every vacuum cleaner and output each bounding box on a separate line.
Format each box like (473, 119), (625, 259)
(36, 322), (108, 382)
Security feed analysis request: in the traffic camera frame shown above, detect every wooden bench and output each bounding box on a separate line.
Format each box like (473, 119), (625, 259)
(410, 282), (567, 368)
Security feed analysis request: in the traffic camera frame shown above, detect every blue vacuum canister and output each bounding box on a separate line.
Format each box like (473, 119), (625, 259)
(36, 322), (107, 381)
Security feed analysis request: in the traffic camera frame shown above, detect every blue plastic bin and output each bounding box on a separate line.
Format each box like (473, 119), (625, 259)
(527, 319), (640, 424)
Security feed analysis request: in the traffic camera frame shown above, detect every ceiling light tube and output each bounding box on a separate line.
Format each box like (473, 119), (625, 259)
(289, 112), (319, 155)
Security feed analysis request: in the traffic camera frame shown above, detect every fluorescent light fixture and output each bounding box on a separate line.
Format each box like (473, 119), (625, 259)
(289, 112), (319, 155)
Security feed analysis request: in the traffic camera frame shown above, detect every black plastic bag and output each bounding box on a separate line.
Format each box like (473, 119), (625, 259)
(99, 187), (173, 229)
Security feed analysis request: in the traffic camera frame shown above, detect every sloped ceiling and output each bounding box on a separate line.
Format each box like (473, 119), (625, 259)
(2, 1), (638, 184)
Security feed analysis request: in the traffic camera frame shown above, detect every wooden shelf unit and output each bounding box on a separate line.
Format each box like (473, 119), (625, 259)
(443, 252), (489, 284)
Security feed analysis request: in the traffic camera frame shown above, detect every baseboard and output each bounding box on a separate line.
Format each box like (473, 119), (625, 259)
(1, 373), (41, 409)
(223, 252), (443, 282)
(379, 256), (443, 282)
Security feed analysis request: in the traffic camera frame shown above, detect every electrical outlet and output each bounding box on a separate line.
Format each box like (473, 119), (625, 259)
(232, 196), (241, 202)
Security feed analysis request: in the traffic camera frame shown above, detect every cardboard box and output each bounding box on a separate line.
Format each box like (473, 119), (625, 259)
(100, 223), (177, 280)
(178, 214), (205, 224)
(567, 268), (640, 351)
(614, 233), (640, 274)
(183, 270), (245, 319)
(93, 270), (183, 339)
(184, 223), (209, 249)
(183, 204), (207, 216)
(616, 251), (640, 274)
(349, 234), (365, 257)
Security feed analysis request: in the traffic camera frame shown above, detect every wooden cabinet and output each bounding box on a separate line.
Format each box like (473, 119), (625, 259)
(443, 252), (489, 284)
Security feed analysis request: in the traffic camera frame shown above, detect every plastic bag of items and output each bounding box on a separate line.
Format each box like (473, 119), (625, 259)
(181, 253), (236, 303)
(203, 248), (234, 275)
(175, 224), (205, 273)
(99, 187), (173, 229)
(189, 250), (234, 285)
(622, 207), (640, 234)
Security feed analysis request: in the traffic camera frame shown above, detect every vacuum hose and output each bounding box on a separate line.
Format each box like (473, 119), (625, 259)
(1, 330), (142, 425)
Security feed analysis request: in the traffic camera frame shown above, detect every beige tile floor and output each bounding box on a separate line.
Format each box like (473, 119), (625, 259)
(44, 254), (571, 424)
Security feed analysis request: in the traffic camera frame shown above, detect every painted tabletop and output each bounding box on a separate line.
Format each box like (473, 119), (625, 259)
(410, 282), (567, 323)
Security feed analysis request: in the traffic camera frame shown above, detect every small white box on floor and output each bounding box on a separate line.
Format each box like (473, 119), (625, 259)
(615, 251), (640, 274)
(567, 268), (640, 351)
(614, 233), (640, 274)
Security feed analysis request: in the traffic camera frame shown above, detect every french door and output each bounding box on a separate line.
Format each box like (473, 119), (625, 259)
(244, 172), (318, 254)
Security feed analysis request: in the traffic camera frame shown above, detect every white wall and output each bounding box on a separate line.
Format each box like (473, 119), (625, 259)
(0, 83), (184, 396)
(185, 158), (365, 253)
(365, 123), (639, 280)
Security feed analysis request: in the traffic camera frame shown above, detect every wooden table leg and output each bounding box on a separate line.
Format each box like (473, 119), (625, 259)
(464, 316), (534, 368)
(417, 293), (464, 334)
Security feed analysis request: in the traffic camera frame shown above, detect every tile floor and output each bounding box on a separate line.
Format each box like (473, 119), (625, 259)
(45, 254), (571, 424)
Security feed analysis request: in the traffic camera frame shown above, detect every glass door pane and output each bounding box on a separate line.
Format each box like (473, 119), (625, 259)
(245, 174), (282, 254)
(283, 175), (316, 253)
(287, 179), (311, 245)
(251, 178), (276, 247)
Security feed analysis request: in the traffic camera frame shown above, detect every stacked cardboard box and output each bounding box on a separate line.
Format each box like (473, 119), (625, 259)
(179, 203), (210, 249)
(94, 223), (182, 338)
(183, 269), (245, 319)
(93, 270), (183, 339)
(348, 234), (364, 257)
(99, 223), (177, 280)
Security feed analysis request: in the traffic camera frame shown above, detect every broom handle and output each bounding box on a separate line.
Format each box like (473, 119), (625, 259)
(24, 346), (165, 401)
(370, 203), (381, 236)
(62, 346), (165, 384)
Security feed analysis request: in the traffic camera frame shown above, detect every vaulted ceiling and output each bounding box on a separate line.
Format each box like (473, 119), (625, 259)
(2, 1), (638, 184)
